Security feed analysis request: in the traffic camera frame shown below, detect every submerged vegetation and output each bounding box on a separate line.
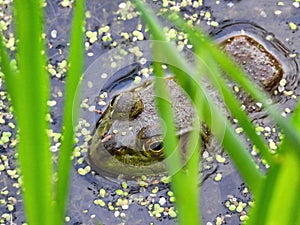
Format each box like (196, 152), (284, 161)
(0, 0), (300, 225)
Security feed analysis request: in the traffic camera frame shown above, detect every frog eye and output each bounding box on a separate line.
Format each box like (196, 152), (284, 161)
(148, 141), (164, 156)
(137, 125), (164, 159)
(141, 138), (164, 158)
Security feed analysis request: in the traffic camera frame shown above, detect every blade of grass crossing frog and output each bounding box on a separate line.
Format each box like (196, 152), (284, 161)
(196, 52), (273, 164)
(174, 60), (264, 191)
(152, 62), (182, 174)
(153, 61), (201, 225)
(134, 0), (263, 192)
(54, 0), (85, 224)
(13, 0), (53, 224)
(206, 47), (300, 156)
(167, 13), (274, 165)
(199, 33), (300, 156)
(169, 64), (262, 188)
(167, 13), (300, 157)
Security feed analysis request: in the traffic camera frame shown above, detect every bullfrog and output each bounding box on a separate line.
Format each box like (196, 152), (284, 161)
(88, 77), (208, 179)
(88, 22), (299, 180)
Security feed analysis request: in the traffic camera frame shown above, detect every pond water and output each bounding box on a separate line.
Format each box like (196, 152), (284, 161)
(0, 0), (299, 225)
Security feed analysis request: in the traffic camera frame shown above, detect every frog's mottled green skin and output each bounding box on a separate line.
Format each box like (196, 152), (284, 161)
(88, 77), (203, 179)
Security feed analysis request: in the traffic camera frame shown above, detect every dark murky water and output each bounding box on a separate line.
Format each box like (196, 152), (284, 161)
(0, 0), (299, 225)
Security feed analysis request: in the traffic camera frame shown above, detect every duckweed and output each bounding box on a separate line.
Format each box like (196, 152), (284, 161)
(235, 127), (244, 134)
(115, 189), (123, 196)
(168, 208), (177, 218)
(214, 173), (223, 182)
(288, 22), (298, 31)
(99, 188), (106, 198)
(77, 166), (91, 175)
(151, 186), (159, 194)
(240, 214), (249, 221)
(215, 154), (226, 163)
(94, 199), (106, 207)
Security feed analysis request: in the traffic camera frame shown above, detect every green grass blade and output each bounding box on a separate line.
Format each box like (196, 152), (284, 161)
(290, 99), (300, 132)
(133, 0), (263, 193)
(12, 0), (53, 224)
(165, 13), (274, 165)
(239, 43), (300, 225)
(207, 102), (264, 192)
(165, 12), (300, 157)
(54, 0), (85, 223)
(153, 59), (201, 225)
(194, 46), (273, 164)
(167, 64), (265, 192)
(166, 11), (300, 224)
(0, 35), (19, 108)
(190, 26), (300, 157)
(245, 145), (300, 225)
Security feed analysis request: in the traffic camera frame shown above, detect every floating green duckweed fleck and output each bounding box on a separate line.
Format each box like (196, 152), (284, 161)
(7, 169), (18, 179)
(134, 76), (141, 84)
(168, 208), (177, 218)
(240, 214), (249, 221)
(228, 204), (236, 211)
(47, 100), (57, 107)
(138, 180), (148, 187)
(7, 204), (14, 211)
(288, 22), (297, 31)
(60, 0), (73, 7)
(151, 186), (159, 194)
(99, 188), (106, 198)
(235, 127), (244, 134)
(214, 173), (223, 182)
(169, 196), (176, 203)
(210, 21), (219, 27)
(77, 166), (91, 175)
(236, 203), (245, 213)
(115, 189), (123, 196)
(108, 202), (115, 211)
(161, 176), (171, 184)
(0, 164), (5, 171)
(94, 199), (106, 207)
(167, 191), (173, 197)
(65, 216), (70, 222)
(121, 32), (130, 40)
(268, 140), (277, 150)
(216, 154), (226, 163)
(0, 131), (11, 144)
(86, 31), (98, 43)
(215, 216), (224, 225)
(121, 181), (128, 189)
(132, 30), (144, 40)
